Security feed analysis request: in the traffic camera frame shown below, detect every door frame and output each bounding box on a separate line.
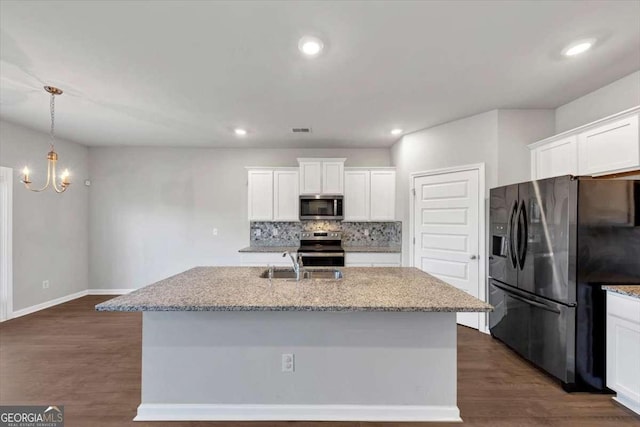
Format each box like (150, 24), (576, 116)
(409, 163), (487, 332)
(0, 167), (13, 321)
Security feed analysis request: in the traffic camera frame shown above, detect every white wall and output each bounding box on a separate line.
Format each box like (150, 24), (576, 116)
(497, 109), (556, 186)
(555, 70), (640, 133)
(391, 109), (555, 267)
(89, 147), (390, 290)
(0, 120), (89, 311)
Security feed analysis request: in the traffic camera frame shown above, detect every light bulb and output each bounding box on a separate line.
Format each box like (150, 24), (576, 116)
(298, 36), (324, 57)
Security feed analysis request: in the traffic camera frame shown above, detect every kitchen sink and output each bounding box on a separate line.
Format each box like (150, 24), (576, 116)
(259, 268), (343, 280)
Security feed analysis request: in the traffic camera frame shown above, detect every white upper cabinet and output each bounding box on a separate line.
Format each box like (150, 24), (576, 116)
(529, 108), (640, 180)
(298, 158), (345, 195)
(322, 160), (345, 194)
(578, 114), (640, 176)
(247, 169), (273, 221)
(344, 170), (370, 221)
(273, 169), (299, 221)
(533, 136), (579, 180)
(299, 161), (322, 194)
(344, 168), (396, 221)
(247, 168), (299, 221)
(370, 170), (396, 221)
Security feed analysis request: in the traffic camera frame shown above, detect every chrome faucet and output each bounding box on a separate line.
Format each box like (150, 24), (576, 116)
(283, 251), (304, 281)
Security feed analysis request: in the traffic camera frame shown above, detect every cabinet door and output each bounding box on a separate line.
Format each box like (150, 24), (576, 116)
(578, 114), (640, 176)
(247, 170), (273, 221)
(273, 170), (299, 221)
(344, 170), (370, 221)
(370, 170), (396, 220)
(534, 136), (578, 180)
(322, 161), (344, 194)
(606, 293), (640, 406)
(299, 161), (322, 194)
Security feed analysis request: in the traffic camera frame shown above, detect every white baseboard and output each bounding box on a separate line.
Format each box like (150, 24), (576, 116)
(4, 288), (135, 321)
(134, 403), (462, 422)
(613, 395), (640, 416)
(88, 288), (135, 295)
(9, 290), (89, 319)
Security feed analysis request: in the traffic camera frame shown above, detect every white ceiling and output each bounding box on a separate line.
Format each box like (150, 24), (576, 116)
(1, 0), (639, 148)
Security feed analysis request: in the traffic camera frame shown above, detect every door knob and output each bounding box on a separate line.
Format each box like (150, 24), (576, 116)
(470, 255), (477, 260)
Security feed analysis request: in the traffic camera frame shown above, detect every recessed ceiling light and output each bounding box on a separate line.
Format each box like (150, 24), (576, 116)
(234, 128), (247, 136)
(390, 129), (403, 135)
(298, 36), (324, 57)
(563, 39), (595, 57)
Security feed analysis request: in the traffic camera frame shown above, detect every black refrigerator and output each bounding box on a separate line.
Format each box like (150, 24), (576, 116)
(489, 175), (640, 391)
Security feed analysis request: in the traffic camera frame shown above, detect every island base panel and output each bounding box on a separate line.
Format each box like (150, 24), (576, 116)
(138, 311), (460, 422)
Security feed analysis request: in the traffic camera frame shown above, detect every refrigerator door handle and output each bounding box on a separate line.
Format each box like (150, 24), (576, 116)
(514, 201), (522, 268)
(491, 281), (562, 314)
(507, 200), (518, 268)
(509, 292), (561, 314)
(517, 200), (528, 270)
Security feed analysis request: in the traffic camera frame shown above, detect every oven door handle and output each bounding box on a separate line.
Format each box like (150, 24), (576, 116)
(298, 252), (345, 257)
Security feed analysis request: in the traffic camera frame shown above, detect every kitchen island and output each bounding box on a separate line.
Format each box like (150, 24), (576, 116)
(97, 267), (491, 422)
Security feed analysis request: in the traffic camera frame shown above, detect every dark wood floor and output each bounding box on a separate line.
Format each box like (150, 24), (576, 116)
(0, 296), (638, 427)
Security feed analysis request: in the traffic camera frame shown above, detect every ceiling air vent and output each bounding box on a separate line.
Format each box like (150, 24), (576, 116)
(291, 127), (312, 133)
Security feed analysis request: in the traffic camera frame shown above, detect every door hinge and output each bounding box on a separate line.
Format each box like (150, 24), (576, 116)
(412, 188), (416, 196)
(413, 237), (415, 244)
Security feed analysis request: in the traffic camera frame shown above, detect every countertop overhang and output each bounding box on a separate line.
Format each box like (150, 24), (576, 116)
(96, 267), (492, 313)
(602, 285), (640, 299)
(238, 246), (402, 253)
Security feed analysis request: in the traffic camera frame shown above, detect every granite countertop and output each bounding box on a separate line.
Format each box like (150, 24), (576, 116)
(602, 285), (640, 300)
(95, 266), (492, 313)
(239, 246), (401, 253)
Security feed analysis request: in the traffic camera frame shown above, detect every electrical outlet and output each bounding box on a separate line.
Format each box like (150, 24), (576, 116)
(364, 229), (370, 236)
(42, 280), (50, 289)
(212, 228), (218, 236)
(281, 353), (294, 373)
(255, 229), (262, 237)
(273, 228), (278, 236)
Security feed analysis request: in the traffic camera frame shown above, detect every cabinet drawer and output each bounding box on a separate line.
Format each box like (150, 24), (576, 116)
(607, 292), (640, 324)
(345, 252), (401, 266)
(241, 252), (291, 267)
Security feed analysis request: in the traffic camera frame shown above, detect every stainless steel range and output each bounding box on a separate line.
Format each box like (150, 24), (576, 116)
(297, 231), (345, 267)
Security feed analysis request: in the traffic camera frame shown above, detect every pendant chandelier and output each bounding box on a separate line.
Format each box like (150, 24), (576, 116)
(21, 86), (71, 193)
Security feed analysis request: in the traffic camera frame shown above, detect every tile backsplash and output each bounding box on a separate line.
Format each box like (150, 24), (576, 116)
(250, 221), (401, 247)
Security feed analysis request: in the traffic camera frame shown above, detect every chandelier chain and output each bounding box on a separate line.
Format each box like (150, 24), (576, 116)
(49, 92), (56, 149)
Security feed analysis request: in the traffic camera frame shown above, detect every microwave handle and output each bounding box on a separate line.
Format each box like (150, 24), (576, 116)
(334, 199), (337, 214)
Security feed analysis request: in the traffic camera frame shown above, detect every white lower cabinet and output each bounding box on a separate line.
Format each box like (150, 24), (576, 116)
(345, 252), (401, 267)
(240, 252), (291, 267)
(606, 291), (640, 415)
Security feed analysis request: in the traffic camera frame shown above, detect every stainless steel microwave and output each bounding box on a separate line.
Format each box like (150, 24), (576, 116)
(299, 195), (343, 220)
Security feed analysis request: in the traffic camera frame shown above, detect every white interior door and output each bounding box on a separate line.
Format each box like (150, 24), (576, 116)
(413, 169), (480, 329)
